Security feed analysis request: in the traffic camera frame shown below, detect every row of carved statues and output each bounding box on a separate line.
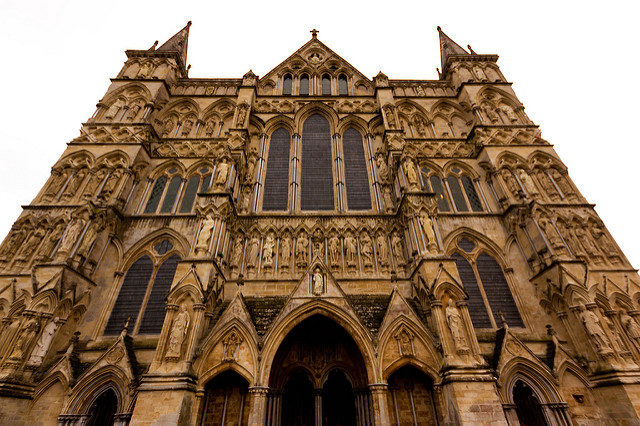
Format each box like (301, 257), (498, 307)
(41, 165), (129, 205)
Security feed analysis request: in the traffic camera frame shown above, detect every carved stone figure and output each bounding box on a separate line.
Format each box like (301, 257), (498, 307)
(574, 226), (599, 257)
(27, 318), (58, 366)
(57, 216), (87, 257)
(236, 105), (247, 128)
(589, 223), (618, 259)
(446, 299), (468, 351)
(376, 155), (389, 182)
(404, 159), (420, 190)
(395, 329), (414, 356)
(0, 228), (25, 259)
(295, 234), (309, 267)
(580, 306), (611, 354)
(59, 169), (87, 201)
(83, 169), (108, 200)
(360, 234), (374, 268)
(76, 219), (103, 260)
(501, 105), (519, 123)
(621, 313), (640, 348)
(162, 117), (176, 136)
(195, 215), (215, 255)
(43, 170), (69, 201)
(213, 159), (230, 190)
(536, 170), (560, 201)
(223, 331), (242, 361)
(376, 235), (389, 268)
(538, 217), (567, 256)
(312, 268), (323, 296)
(37, 222), (65, 260)
(382, 185), (394, 212)
(384, 105), (397, 128)
(100, 169), (123, 200)
(500, 169), (521, 199)
(181, 119), (194, 136)
(230, 237), (244, 268)
(15, 229), (44, 261)
(517, 169), (539, 198)
(125, 102), (141, 121)
(9, 317), (39, 361)
(472, 66), (486, 81)
(604, 315), (626, 353)
(246, 235), (260, 267)
(329, 236), (340, 268)
(344, 234), (358, 268)
(104, 99), (125, 119)
(412, 115), (429, 137)
(419, 214), (437, 254)
(391, 232), (404, 266)
(165, 307), (190, 359)
(262, 235), (275, 268)
(482, 103), (499, 123)
(549, 169), (575, 199)
(279, 236), (291, 270)
(137, 61), (153, 78)
(204, 120), (216, 136)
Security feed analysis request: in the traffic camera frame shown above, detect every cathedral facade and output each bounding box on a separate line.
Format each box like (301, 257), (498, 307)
(0, 22), (639, 425)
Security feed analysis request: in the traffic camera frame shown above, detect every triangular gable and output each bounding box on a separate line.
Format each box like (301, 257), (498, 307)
(379, 287), (436, 342)
(493, 327), (552, 377)
(208, 291), (258, 343)
(261, 36), (370, 83)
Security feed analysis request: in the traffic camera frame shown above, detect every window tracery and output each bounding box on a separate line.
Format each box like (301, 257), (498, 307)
(143, 165), (211, 214)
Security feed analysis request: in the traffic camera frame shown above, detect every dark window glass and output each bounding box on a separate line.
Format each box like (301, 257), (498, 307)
(420, 168), (431, 191)
(201, 173), (212, 192)
(139, 254), (181, 334)
(299, 74), (309, 95)
(476, 252), (523, 327)
(462, 175), (483, 212)
(446, 176), (469, 212)
(104, 256), (154, 335)
(452, 253), (492, 328)
(179, 175), (200, 213)
(429, 176), (450, 212)
(457, 237), (476, 253)
(322, 75), (331, 95)
(144, 176), (167, 213)
(160, 176), (182, 213)
(263, 128), (291, 211)
(338, 74), (348, 95)
(343, 128), (371, 210)
(301, 114), (334, 210)
(154, 239), (173, 255)
(283, 74), (292, 95)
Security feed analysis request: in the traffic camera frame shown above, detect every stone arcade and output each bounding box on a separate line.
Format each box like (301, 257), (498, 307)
(0, 22), (639, 425)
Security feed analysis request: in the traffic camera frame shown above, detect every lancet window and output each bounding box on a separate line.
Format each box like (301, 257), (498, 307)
(342, 128), (371, 210)
(301, 114), (334, 210)
(420, 167), (485, 213)
(262, 128), (292, 211)
(142, 166), (211, 214)
(451, 238), (523, 328)
(104, 240), (181, 335)
(280, 73), (351, 96)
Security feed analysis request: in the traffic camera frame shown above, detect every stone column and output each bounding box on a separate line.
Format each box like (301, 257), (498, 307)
(368, 383), (391, 426)
(247, 386), (269, 426)
(314, 388), (323, 426)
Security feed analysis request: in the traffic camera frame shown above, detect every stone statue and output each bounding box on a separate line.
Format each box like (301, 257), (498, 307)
(262, 235), (275, 268)
(60, 169), (87, 201)
(100, 169), (123, 200)
(204, 120), (216, 136)
(574, 226), (599, 257)
(104, 99), (125, 120)
(329, 236), (341, 267)
(279, 237), (291, 269)
(419, 214), (437, 254)
(213, 160), (230, 190)
(125, 102), (141, 121)
(501, 105), (519, 123)
(27, 318), (58, 366)
(15, 229), (44, 261)
(482, 103), (499, 123)
(536, 170), (560, 200)
(549, 169), (575, 199)
(589, 223), (618, 259)
(195, 215), (215, 255)
(621, 313), (640, 348)
(344, 234), (357, 267)
(384, 106), (397, 128)
(0, 228), (25, 259)
(9, 317), (39, 361)
(472, 66), (486, 81)
(246, 236), (260, 266)
(360, 235), (374, 268)
(57, 216), (86, 257)
(446, 300), (468, 351)
(181, 119), (194, 136)
(500, 169), (521, 198)
(76, 219), (102, 260)
(162, 118), (175, 136)
(312, 268), (323, 296)
(165, 307), (190, 359)
(82, 169), (108, 200)
(137, 61), (153, 78)
(382, 185), (394, 212)
(43, 170), (69, 201)
(517, 169), (539, 198)
(295, 234), (309, 267)
(37, 223), (65, 260)
(580, 306), (611, 354)
(404, 159), (420, 190)
(412, 114), (428, 137)
(538, 217), (567, 255)
(604, 315), (626, 353)
(396, 329), (413, 356)
(376, 235), (389, 268)
(223, 331), (242, 361)
(230, 237), (244, 268)
(391, 232), (404, 265)
(236, 105), (247, 128)
(376, 155), (389, 182)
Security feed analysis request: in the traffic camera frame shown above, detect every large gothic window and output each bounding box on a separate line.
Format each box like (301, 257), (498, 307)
(299, 74), (310, 95)
(143, 166), (212, 214)
(104, 240), (181, 335)
(420, 167), (451, 212)
(301, 114), (334, 210)
(342, 128), (371, 210)
(179, 167), (212, 213)
(263, 128), (291, 211)
(451, 240), (523, 328)
(421, 167), (484, 213)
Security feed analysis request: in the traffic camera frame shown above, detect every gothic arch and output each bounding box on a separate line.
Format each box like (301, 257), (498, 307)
(442, 159), (481, 177)
(264, 115), (295, 135)
(65, 366), (129, 414)
(336, 114), (370, 136)
(499, 358), (562, 405)
(294, 102), (339, 132)
(443, 227), (505, 259)
(184, 159), (214, 176)
(147, 160), (186, 179)
(258, 300), (377, 385)
(94, 150), (131, 168)
(54, 150), (95, 170)
(101, 82), (151, 103)
(118, 229), (187, 272)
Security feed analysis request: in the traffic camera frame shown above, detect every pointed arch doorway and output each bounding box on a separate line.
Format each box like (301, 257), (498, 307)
(266, 315), (372, 426)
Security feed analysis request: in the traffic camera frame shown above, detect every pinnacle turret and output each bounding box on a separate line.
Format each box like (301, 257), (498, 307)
(437, 26), (470, 71)
(157, 21), (192, 67)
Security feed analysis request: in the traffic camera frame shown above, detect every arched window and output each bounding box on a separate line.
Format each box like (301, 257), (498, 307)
(263, 128), (291, 211)
(513, 381), (547, 426)
(104, 241), (181, 335)
(452, 246), (523, 328)
(338, 74), (348, 95)
(301, 114), (334, 210)
(86, 389), (118, 426)
(179, 167), (212, 213)
(143, 167), (184, 214)
(420, 167), (451, 212)
(299, 74), (310, 95)
(342, 128), (371, 210)
(283, 74), (292, 95)
(445, 167), (484, 213)
(322, 74), (332, 95)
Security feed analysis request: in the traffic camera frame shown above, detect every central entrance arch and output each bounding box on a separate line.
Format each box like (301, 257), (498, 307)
(266, 315), (372, 426)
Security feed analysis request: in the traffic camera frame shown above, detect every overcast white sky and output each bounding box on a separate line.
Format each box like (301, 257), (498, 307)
(0, 1), (639, 267)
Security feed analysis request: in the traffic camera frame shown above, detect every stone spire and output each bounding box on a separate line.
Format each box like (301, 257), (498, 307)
(437, 26), (470, 71)
(157, 21), (192, 67)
